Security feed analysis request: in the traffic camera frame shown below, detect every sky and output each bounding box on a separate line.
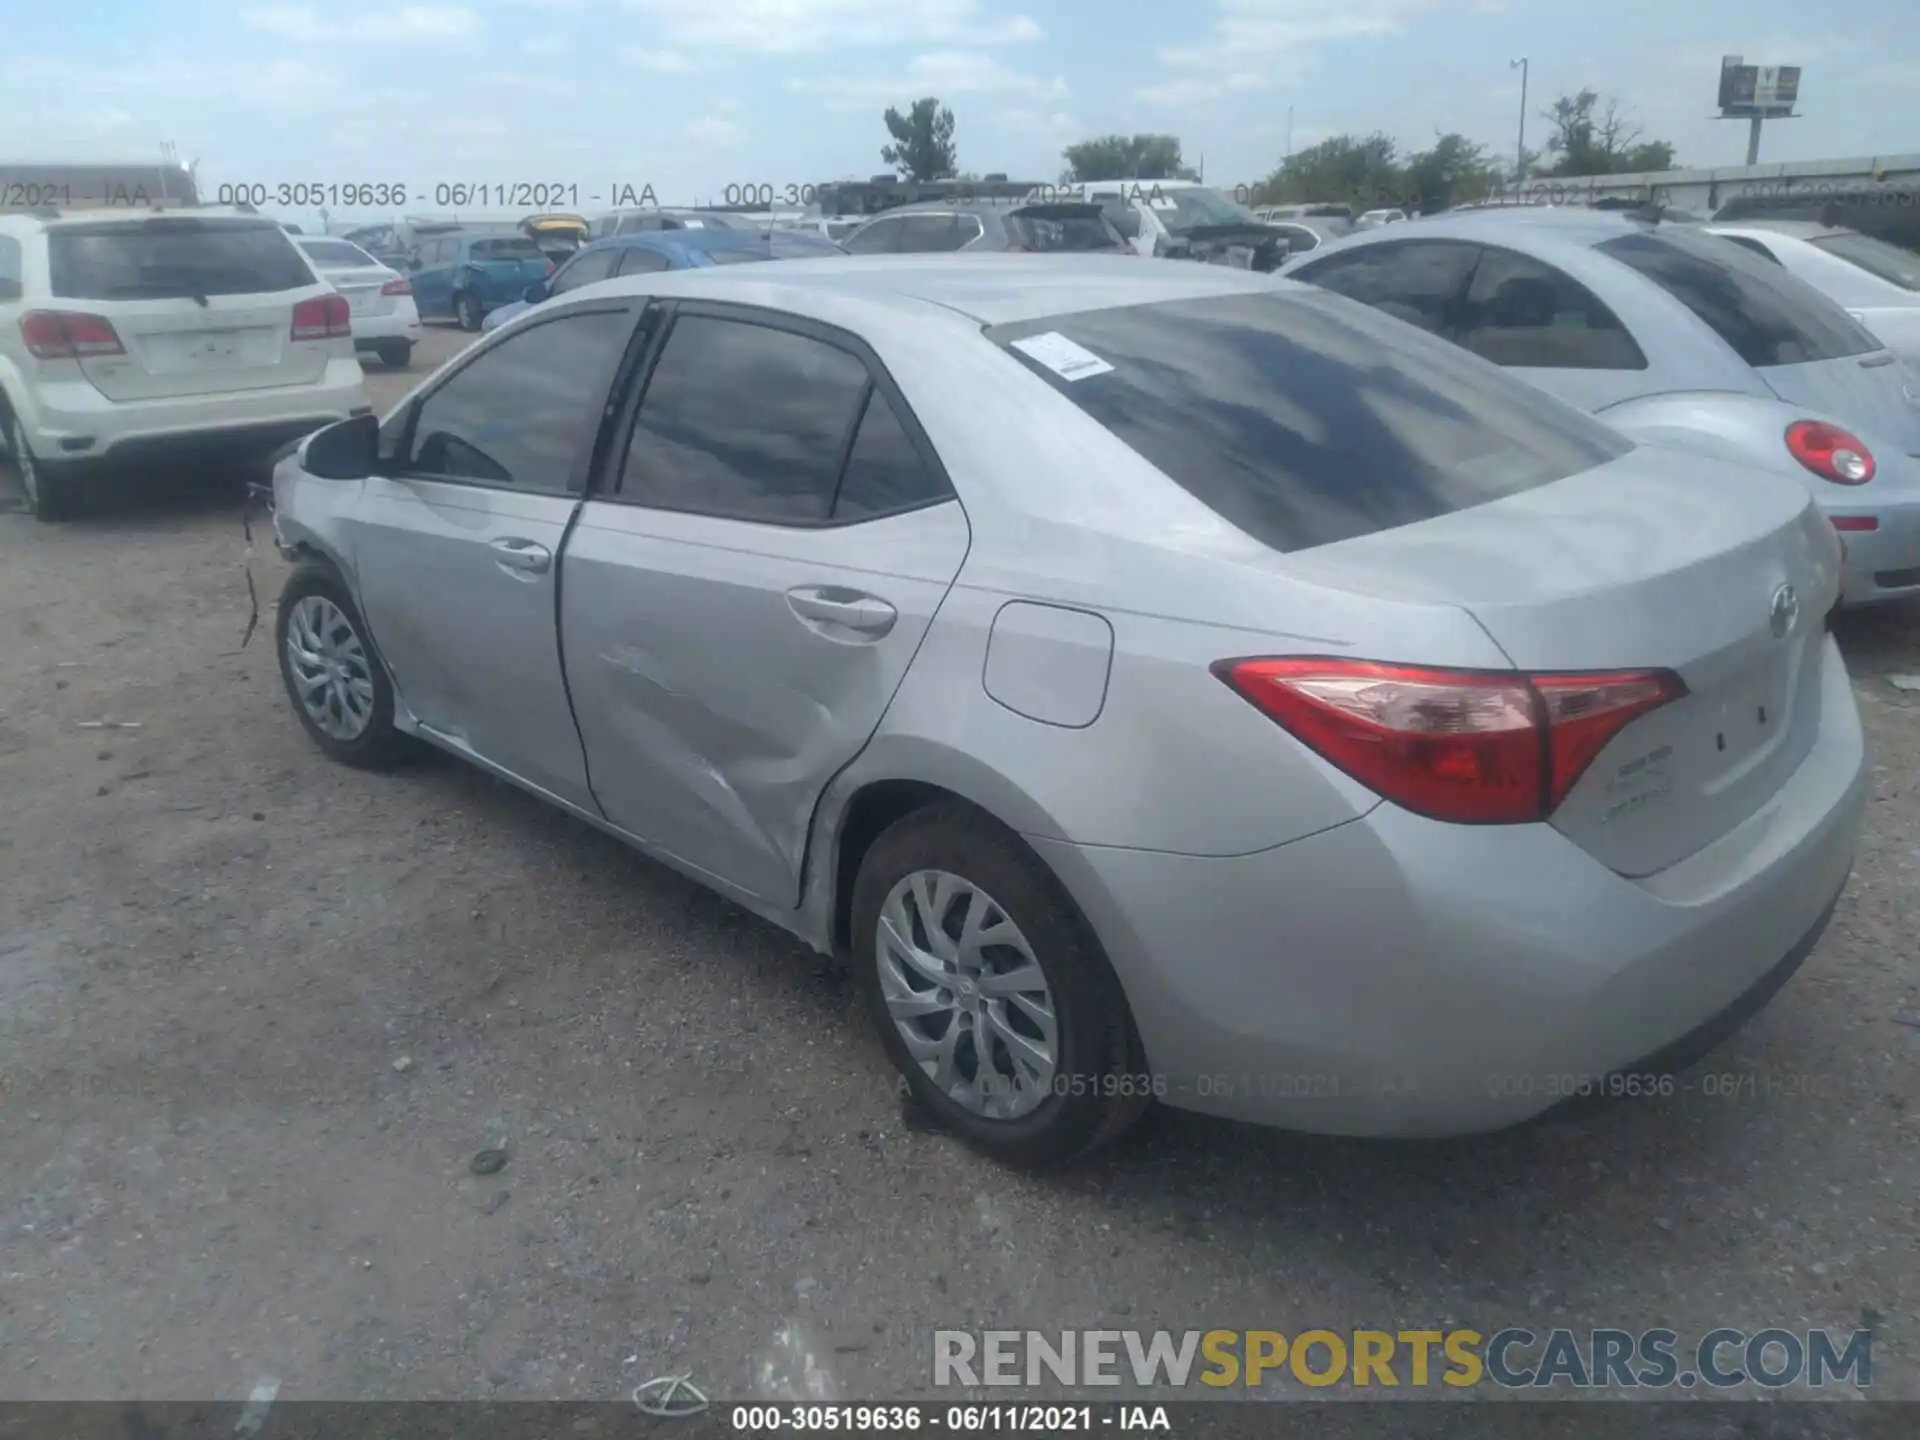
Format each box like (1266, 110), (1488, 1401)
(3, 0), (1917, 226)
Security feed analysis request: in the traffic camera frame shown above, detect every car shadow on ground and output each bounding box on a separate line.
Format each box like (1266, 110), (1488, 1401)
(0, 454), (265, 527)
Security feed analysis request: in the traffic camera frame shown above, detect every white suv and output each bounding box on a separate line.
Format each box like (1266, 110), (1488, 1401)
(0, 205), (370, 519)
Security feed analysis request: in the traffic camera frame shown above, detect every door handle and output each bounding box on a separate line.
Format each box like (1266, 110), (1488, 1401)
(786, 586), (897, 638)
(489, 537), (552, 574)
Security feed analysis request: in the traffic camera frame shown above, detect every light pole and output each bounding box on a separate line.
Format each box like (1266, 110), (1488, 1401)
(1510, 58), (1529, 183)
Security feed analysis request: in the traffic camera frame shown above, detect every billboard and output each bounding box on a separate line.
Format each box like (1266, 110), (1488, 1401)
(1719, 57), (1801, 116)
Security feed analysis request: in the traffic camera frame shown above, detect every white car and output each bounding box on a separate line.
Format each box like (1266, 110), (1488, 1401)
(293, 234), (422, 369)
(1704, 220), (1920, 368)
(1357, 208), (1409, 230)
(1036, 180), (1282, 263)
(0, 205), (368, 519)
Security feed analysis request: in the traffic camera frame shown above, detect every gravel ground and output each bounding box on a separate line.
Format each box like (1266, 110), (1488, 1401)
(1, 322), (1917, 1407)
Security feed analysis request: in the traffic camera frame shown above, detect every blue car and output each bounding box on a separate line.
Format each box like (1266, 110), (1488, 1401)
(408, 231), (553, 332)
(479, 227), (846, 332)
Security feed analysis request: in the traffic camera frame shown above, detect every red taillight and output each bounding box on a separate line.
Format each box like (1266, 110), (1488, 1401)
(20, 310), (125, 360)
(1829, 514), (1878, 531)
(1786, 420), (1874, 484)
(379, 277), (411, 296)
(291, 293), (352, 341)
(545, 259), (556, 276)
(1215, 657), (1687, 825)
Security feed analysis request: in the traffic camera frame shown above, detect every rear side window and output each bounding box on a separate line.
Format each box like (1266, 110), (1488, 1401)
(618, 315), (870, 522)
(843, 219), (901, 255)
(987, 290), (1631, 554)
(1598, 229), (1878, 366)
(833, 387), (951, 519)
(49, 219), (314, 299)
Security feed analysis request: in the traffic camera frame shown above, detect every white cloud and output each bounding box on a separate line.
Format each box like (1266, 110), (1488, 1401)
(1139, 0), (1450, 105)
(623, 47), (697, 72)
(620, 0), (1042, 54)
(790, 49), (1066, 111)
(240, 5), (482, 43)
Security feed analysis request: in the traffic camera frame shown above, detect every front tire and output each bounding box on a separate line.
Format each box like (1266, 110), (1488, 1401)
(7, 413), (81, 521)
(453, 293), (482, 332)
(275, 562), (417, 769)
(851, 803), (1151, 1168)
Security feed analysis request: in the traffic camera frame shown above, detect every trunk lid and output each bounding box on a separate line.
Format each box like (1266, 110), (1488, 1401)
(1279, 447), (1843, 876)
(1758, 350), (1920, 456)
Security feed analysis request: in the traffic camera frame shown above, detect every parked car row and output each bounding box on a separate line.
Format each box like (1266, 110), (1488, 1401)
(1274, 207), (1920, 606)
(259, 230), (1879, 1168)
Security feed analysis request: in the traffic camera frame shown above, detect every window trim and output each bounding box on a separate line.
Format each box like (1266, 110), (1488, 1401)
(590, 298), (958, 529)
(1453, 242), (1650, 371)
(384, 298), (647, 497)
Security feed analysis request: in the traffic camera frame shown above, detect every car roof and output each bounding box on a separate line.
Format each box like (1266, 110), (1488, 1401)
(568, 252), (1289, 329)
(1309, 207), (1679, 258)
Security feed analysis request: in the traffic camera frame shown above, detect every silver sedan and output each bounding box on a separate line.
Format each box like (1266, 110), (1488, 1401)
(269, 256), (1866, 1166)
(1280, 209), (1920, 605)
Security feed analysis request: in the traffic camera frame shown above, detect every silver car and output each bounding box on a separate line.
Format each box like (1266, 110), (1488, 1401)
(1703, 220), (1920, 368)
(268, 256), (1866, 1165)
(1279, 209), (1920, 605)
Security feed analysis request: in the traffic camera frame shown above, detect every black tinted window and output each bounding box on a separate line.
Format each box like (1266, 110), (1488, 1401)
(552, 247), (621, 292)
(619, 316), (869, 522)
(1456, 247), (1646, 369)
(1295, 241), (1480, 334)
(833, 387), (950, 519)
(988, 290), (1630, 554)
(50, 219), (314, 299)
(1598, 229), (1877, 366)
(615, 246), (671, 275)
(1004, 208), (1125, 252)
(843, 219), (900, 255)
(408, 310), (634, 491)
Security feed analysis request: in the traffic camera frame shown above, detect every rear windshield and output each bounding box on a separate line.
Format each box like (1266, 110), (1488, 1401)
(470, 237), (544, 261)
(299, 239), (377, 268)
(49, 218), (313, 299)
(987, 289), (1630, 554)
(1005, 208), (1126, 252)
(1809, 231), (1920, 292)
(1598, 229), (1879, 366)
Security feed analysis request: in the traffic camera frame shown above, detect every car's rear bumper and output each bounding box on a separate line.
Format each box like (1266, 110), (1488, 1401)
(1030, 634), (1868, 1136)
(19, 357), (369, 465)
(350, 300), (422, 346)
(1831, 492), (1920, 604)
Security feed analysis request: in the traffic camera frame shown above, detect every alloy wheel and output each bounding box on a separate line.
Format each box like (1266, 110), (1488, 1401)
(284, 594), (377, 740)
(876, 869), (1059, 1120)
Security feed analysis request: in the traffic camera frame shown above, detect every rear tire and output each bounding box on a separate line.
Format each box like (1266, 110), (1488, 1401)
(275, 562), (418, 770)
(377, 341), (413, 369)
(453, 293), (482, 332)
(850, 802), (1151, 1169)
(7, 413), (82, 521)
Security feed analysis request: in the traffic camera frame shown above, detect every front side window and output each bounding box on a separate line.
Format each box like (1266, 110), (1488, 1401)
(406, 309), (635, 491)
(1598, 229), (1879, 366)
(988, 289), (1630, 554)
(1454, 247), (1647, 370)
(617, 314), (871, 522)
(1293, 240), (1481, 335)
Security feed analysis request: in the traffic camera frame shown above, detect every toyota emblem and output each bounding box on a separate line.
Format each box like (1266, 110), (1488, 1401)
(1769, 583), (1799, 638)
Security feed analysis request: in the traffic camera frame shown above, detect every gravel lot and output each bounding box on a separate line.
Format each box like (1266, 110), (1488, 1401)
(2, 321), (1917, 1406)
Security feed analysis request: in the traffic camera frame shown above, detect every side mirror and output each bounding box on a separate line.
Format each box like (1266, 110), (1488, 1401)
(523, 280), (550, 304)
(302, 414), (378, 480)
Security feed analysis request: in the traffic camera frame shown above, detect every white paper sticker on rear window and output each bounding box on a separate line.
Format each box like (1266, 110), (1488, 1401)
(1010, 331), (1115, 381)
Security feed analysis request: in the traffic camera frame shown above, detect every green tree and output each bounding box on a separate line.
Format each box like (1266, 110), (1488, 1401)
(882, 98), (958, 182)
(1254, 132), (1404, 210)
(1060, 134), (1198, 183)
(1541, 90), (1677, 176)
(1400, 132), (1501, 212)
